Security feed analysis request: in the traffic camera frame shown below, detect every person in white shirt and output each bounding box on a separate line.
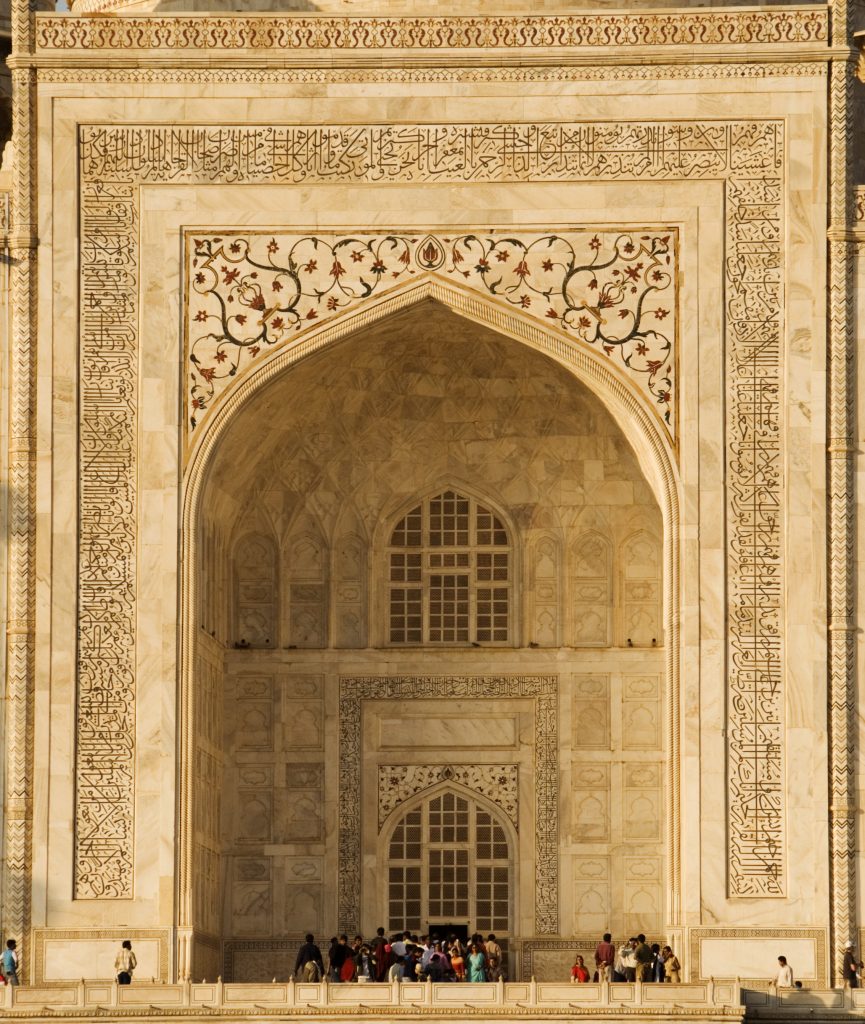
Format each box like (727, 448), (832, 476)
(114, 940), (137, 985)
(774, 956), (794, 989)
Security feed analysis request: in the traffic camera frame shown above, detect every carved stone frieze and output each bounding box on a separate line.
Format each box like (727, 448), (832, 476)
(39, 10), (828, 49)
(76, 118), (785, 900)
(724, 175), (784, 897)
(186, 229), (676, 438)
(378, 764), (519, 829)
(37, 63), (828, 84)
(339, 676), (557, 935)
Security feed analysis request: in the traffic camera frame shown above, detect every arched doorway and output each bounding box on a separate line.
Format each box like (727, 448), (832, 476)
(178, 292), (679, 982)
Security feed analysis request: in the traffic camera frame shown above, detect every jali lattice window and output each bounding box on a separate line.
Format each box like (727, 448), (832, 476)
(388, 490), (511, 644)
(387, 791), (511, 934)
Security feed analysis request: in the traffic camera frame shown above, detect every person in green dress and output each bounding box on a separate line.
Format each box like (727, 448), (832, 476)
(467, 942), (487, 982)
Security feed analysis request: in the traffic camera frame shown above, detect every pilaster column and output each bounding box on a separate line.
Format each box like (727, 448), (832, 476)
(827, 0), (863, 987)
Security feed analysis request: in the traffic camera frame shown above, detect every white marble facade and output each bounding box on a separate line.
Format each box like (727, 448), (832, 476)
(0, 0), (861, 990)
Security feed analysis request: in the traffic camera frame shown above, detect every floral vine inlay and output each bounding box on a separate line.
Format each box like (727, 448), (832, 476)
(378, 764), (519, 829)
(186, 229), (677, 437)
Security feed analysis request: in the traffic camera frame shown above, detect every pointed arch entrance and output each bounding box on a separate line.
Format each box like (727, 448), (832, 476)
(178, 281), (681, 981)
(381, 785), (516, 940)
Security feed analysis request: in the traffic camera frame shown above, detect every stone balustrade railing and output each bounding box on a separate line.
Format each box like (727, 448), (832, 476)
(0, 978), (744, 1015)
(745, 986), (865, 1015)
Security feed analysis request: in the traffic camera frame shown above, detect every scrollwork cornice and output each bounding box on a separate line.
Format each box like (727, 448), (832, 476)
(35, 8), (828, 54)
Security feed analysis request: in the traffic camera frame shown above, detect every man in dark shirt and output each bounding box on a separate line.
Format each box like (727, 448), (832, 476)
(329, 934), (350, 982)
(843, 941), (863, 988)
(634, 934), (653, 982)
(294, 933), (324, 982)
(373, 926), (391, 982)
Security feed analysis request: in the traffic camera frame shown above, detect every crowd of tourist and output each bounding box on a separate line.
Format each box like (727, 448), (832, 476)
(577, 933), (681, 983)
(293, 930), (506, 983)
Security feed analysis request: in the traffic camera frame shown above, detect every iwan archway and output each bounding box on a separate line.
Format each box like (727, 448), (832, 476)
(178, 282), (681, 982)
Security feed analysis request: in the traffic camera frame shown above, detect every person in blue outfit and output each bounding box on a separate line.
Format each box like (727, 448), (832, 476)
(2, 940), (19, 985)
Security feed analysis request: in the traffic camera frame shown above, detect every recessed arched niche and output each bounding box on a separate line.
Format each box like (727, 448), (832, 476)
(188, 299), (667, 981)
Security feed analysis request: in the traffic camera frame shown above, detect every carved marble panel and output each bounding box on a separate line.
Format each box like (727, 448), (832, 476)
(284, 885), (323, 934)
(570, 532), (612, 647)
(572, 762), (610, 844)
(619, 531), (661, 647)
(231, 882), (272, 937)
(623, 881), (662, 935)
(223, 941), (298, 984)
(280, 764), (324, 844)
(282, 674), (323, 700)
(528, 534), (561, 647)
(234, 533), (278, 648)
(339, 675), (558, 935)
(573, 675), (610, 750)
(236, 792), (273, 844)
(283, 703), (323, 751)
(236, 702), (274, 752)
(573, 883), (610, 932)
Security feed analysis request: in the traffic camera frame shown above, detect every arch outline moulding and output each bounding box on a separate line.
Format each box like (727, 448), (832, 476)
(376, 778), (521, 940)
(181, 280), (682, 946)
